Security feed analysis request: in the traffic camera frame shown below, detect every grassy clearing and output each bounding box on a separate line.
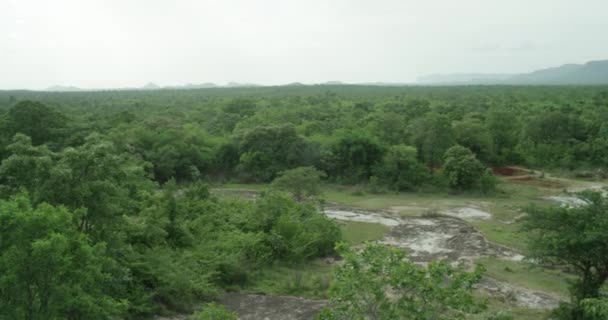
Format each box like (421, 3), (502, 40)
(338, 220), (390, 245)
(472, 221), (529, 253)
(469, 294), (550, 320)
(243, 260), (335, 299)
(478, 257), (573, 297)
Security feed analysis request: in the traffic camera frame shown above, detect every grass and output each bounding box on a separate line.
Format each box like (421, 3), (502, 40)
(244, 259), (335, 299)
(212, 177), (597, 315)
(469, 294), (550, 320)
(338, 220), (390, 245)
(472, 221), (529, 253)
(478, 257), (573, 298)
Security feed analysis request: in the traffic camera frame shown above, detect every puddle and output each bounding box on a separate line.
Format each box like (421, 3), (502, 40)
(442, 207), (491, 220)
(324, 208), (401, 226)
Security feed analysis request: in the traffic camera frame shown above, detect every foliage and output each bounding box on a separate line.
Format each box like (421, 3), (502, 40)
(453, 115), (494, 162)
(442, 145), (487, 191)
(409, 112), (455, 168)
(327, 130), (384, 182)
(3, 100), (68, 146)
(373, 145), (429, 191)
(523, 192), (608, 319)
(318, 243), (485, 320)
(271, 166), (326, 201)
(191, 302), (238, 320)
(2, 85), (608, 317)
(0, 193), (126, 320)
(237, 125), (308, 182)
(0, 134), (54, 201)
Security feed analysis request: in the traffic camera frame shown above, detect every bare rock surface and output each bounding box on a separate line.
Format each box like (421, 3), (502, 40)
(380, 216), (523, 265)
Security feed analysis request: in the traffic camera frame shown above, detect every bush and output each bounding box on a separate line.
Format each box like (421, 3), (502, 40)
(479, 169), (499, 194)
(191, 303), (237, 320)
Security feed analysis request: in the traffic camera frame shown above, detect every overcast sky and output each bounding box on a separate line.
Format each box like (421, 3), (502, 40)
(1, 0), (607, 89)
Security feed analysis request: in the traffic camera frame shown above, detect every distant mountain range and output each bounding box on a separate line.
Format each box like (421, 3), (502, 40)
(44, 82), (260, 92)
(42, 59), (608, 91)
(417, 60), (608, 85)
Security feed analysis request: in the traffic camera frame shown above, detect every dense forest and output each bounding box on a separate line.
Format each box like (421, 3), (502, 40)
(1, 85), (608, 319)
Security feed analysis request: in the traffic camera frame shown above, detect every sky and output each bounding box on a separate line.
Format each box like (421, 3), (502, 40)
(1, 0), (607, 89)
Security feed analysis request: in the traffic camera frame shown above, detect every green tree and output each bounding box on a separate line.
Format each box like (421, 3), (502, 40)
(486, 109), (519, 161)
(0, 193), (125, 320)
(523, 191), (608, 319)
(453, 116), (494, 163)
(43, 133), (153, 243)
(247, 192), (341, 262)
(373, 145), (428, 191)
(237, 125), (308, 182)
(409, 113), (455, 169)
(271, 166), (326, 201)
(191, 303), (237, 320)
(328, 130), (384, 182)
(318, 243), (485, 320)
(5, 100), (68, 146)
(0, 134), (54, 201)
(442, 146), (486, 191)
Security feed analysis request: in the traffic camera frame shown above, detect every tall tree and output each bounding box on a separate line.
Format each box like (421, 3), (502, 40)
(271, 166), (326, 201)
(237, 125), (308, 182)
(453, 116), (494, 163)
(409, 113), (455, 169)
(43, 133), (153, 242)
(0, 134), (54, 202)
(6, 100), (67, 146)
(523, 191), (608, 319)
(373, 145), (428, 191)
(328, 130), (384, 182)
(0, 193), (125, 320)
(442, 145), (486, 191)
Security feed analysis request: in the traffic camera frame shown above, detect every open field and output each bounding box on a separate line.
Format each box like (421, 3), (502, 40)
(209, 174), (606, 318)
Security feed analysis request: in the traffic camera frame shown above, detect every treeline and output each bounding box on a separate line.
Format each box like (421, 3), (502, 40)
(2, 86), (608, 192)
(0, 86), (608, 191)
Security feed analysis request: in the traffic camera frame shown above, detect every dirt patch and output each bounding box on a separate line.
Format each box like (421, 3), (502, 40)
(220, 293), (327, 320)
(477, 278), (562, 310)
(504, 175), (565, 189)
(442, 207), (491, 220)
(493, 166), (531, 177)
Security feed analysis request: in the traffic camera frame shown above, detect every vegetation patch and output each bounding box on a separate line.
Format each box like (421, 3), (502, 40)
(338, 220), (391, 245)
(478, 257), (572, 297)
